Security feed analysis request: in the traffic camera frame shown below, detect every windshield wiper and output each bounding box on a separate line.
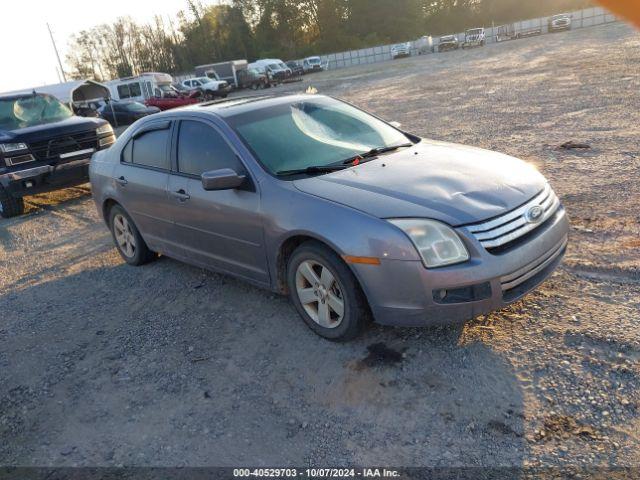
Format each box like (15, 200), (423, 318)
(277, 164), (349, 177)
(341, 143), (414, 165)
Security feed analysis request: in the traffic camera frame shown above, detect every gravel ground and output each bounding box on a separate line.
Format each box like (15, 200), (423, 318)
(1, 21), (639, 469)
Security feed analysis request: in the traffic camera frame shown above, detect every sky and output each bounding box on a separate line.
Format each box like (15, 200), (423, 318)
(1, 0), (199, 93)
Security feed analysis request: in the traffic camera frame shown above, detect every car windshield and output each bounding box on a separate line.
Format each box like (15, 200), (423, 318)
(467, 29), (483, 34)
(0, 94), (73, 131)
(268, 64), (282, 71)
(197, 77), (214, 84)
(552, 14), (567, 20)
(228, 97), (411, 175)
(308, 57), (320, 64)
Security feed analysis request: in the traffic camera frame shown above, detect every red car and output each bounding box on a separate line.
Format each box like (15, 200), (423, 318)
(144, 89), (202, 111)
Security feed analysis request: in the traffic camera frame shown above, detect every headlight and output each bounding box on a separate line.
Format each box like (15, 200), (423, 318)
(96, 124), (113, 135)
(389, 219), (470, 268)
(0, 143), (28, 153)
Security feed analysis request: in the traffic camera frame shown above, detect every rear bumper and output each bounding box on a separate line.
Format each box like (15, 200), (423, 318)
(0, 157), (91, 197)
(352, 207), (569, 327)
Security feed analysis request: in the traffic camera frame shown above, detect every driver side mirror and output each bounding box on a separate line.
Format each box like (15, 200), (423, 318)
(201, 168), (246, 191)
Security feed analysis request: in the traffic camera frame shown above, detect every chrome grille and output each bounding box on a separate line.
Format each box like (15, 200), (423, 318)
(467, 184), (560, 250)
(29, 131), (98, 161)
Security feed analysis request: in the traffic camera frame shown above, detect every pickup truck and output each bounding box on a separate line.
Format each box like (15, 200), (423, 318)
(0, 92), (115, 217)
(182, 76), (231, 100)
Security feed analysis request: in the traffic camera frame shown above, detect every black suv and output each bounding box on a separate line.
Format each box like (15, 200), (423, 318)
(0, 92), (115, 217)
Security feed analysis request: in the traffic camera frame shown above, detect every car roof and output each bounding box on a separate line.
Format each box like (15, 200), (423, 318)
(0, 92), (51, 101)
(177, 93), (327, 118)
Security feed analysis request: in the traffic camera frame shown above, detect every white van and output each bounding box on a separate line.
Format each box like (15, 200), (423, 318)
(250, 59), (291, 81)
(302, 56), (323, 73)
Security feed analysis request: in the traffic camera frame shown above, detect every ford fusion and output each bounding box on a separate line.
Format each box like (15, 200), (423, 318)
(90, 94), (569, 341)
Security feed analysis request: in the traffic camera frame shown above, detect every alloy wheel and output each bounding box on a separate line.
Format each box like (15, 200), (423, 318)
(113, 213), (136, 258)
(295, 260), (345, 329)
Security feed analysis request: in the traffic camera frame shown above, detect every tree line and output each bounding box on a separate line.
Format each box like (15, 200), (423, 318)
(66, 0), (592, 81)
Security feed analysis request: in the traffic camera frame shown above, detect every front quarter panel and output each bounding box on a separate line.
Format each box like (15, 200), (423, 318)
(261, 179), (421, 289)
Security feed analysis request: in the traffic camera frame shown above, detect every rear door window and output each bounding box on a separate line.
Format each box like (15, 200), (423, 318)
(177, 120), (242, 176)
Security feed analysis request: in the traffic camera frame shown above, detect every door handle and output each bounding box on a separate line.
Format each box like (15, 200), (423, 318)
(171, 189), (191, 201)
(115, 176), (128, 186)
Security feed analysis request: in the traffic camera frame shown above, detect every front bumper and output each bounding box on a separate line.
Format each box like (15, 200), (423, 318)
(439, 43), (458, 51)
(353, 207), (569, 327)
(0, 157), (92, 197)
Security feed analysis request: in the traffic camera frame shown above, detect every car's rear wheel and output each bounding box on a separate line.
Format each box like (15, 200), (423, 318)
(287, 241), (369, 341)
(0, 187), (25, 218)
(109, 205), (156, 266)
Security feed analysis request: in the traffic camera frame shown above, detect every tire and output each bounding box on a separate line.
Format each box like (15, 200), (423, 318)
(0, 187), (25, 218)
(251, 83), (259, 90)
(108, 205), (156, 266)
(287, 241), (370, 341)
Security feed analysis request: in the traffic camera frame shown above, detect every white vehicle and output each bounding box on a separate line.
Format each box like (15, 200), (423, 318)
(462, 28), (486, 48)
(391, 42), (411, 59)
(414, 36), (434, 55)
(549, 13), (572, 32)
(106, 72), (174, 103)
(182, 75), (230, 99)
(250, 59), (292, 81)
(302, 56), (323, 73)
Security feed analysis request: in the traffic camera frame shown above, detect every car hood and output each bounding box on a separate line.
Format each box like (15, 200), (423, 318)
(0, 116), (104, 143)
(293, 140), (548, 226)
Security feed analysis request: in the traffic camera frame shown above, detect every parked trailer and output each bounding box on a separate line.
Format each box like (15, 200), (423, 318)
(194, 60), (248, 88)
(496, 24), (517, 42)
(496, 23), (542, 41)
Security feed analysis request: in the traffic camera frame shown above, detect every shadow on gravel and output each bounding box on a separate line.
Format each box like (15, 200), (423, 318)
(0, 260), (527, 469)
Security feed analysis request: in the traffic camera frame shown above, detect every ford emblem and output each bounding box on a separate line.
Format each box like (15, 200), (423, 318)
(525, 205), (544, 223)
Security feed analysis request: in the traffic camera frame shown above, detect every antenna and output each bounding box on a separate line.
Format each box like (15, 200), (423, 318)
(47, 23), (67, 83)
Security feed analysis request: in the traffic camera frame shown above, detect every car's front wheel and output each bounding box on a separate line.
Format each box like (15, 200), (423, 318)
(287, 241), (369, 341)
(0, 187), (25, 218)
(109, 205), (156, 266)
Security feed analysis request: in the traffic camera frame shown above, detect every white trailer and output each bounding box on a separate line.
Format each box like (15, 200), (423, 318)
(194, 60), (248, 88)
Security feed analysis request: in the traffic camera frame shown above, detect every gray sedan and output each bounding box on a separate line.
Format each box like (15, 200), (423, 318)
(90, 94), (569, 341)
